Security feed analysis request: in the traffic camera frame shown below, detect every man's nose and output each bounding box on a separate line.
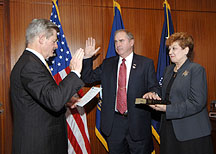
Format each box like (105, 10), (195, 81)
(55, 42), (58, 49)
(115, 41), (120, 47)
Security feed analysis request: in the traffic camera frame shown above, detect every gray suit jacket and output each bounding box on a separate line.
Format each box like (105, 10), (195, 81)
(162, 59), (211, 141)
(11, 50), (84, 154)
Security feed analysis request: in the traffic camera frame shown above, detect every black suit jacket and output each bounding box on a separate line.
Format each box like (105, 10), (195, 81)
(10, 50), (84, 154)
(82, 53), (160, 141)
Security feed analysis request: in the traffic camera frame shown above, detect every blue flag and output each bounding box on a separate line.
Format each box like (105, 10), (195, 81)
(151, 0), (174, 145)
(157, 0), (174, 85)
(95, 0), (125, 151)
(106, 1), (125, 58)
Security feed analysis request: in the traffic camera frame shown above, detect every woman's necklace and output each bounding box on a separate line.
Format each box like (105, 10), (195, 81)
(174, 66), (179, 72)
(173, 66), (179, 78)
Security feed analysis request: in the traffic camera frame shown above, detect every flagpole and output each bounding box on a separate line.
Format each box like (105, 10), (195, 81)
(52, 0), (61, 22)
(163, 0), (171, 37)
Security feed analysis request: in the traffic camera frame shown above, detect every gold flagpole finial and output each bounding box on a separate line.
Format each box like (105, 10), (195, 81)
(163, 0), (171, 37)
(113, 0), (122, 16)
(52, 0), (61, 22)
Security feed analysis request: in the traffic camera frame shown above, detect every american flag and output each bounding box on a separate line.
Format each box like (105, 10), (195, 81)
(49, 0), (91, 153)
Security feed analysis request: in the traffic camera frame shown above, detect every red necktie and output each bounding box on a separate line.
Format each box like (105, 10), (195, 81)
(116, 58), (127, 114)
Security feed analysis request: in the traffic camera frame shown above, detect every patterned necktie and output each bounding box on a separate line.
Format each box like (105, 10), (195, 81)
(116, 58), (127, 114)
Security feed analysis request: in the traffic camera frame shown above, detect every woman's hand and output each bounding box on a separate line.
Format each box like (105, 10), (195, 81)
(149, 104), (166, 112)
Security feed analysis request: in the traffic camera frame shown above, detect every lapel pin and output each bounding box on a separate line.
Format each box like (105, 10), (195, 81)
(132, 63), (136, 69)
(182, 70), (189, 76)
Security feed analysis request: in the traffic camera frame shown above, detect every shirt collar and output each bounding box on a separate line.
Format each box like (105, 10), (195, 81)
(26, 48), (47, 66)
(119, 52), (133, 64)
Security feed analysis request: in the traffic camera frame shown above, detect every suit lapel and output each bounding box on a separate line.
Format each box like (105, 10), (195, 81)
(24, 50), (45, 67)
(24, 50), (53, 76)
(112, 56), (119, 90)
(162, 65), (174, 98)
(127, 54), (138, 95)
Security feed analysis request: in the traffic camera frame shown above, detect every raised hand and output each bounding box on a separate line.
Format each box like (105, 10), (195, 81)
(69, 48), (84, 74)
(84, 37), (100, 59)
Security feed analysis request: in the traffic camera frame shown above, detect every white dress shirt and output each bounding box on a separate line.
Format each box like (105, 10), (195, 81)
(115, 52), (133, 112)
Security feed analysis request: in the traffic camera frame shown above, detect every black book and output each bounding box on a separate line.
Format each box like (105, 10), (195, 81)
(135, 98), (171, 105)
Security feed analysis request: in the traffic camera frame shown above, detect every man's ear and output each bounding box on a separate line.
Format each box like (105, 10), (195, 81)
(38, 34), (46, 44)
(130, 39), (134, 47)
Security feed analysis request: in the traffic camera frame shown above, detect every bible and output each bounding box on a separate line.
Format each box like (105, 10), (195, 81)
(135, 98), (171, 105)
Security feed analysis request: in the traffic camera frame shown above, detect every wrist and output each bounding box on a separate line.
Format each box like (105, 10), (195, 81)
(71, 70), (81, 78)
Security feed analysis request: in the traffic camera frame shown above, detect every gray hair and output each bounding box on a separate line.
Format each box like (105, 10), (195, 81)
(114, 29), (134, 41)
(25, 19), (59, 46)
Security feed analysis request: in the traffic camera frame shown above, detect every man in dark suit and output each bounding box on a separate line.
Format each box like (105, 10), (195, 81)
(10, 19), (85, 154)
(82, 29), (160, 154)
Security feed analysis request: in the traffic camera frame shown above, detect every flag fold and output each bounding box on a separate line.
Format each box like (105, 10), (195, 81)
(50, 0), (91, 153)
(151, 0), (174, 145)
(95, 0), (125, 151)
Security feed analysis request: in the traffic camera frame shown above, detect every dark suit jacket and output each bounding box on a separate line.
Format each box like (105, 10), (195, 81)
(162, 59), (212, 141)
(10, 50), (84, 154)
(82, 53), (160, 141)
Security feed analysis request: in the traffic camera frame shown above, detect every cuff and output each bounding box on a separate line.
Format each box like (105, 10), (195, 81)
(71, 70), (81, 78)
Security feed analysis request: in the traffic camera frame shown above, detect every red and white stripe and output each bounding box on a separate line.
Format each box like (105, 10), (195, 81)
(54, 66), (91, 154)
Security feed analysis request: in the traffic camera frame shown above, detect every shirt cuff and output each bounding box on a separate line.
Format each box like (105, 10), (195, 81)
(71, 70), (81, 78)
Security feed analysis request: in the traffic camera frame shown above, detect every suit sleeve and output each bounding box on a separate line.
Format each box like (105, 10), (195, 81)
(20, 61), (84, 112)
(81, 58), (103, 83)
(166, 65), (207, 119)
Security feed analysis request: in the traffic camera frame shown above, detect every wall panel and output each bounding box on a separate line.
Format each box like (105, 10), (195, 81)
(7, 0), (216, 154)
(1, 0), (12, 154)
(10, 1), (51, 67)
(175, 11), (216, 109)
(102, 0), (176, 10)
(176, 0), (216, 12)
(0, 6), (5, 154)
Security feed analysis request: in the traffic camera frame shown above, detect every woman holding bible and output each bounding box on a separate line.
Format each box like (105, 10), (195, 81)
(150, 32), (214, 154)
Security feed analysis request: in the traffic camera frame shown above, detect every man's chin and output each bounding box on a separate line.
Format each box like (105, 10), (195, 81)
(50, 53), (56, 58)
